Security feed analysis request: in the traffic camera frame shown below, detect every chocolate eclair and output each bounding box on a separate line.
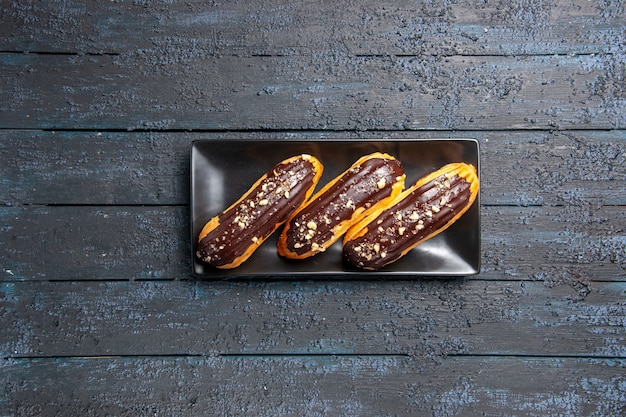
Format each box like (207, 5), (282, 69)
(196, 154), (323, 269)
(343, 162), (479, 270)
(278, 152), (405, 259)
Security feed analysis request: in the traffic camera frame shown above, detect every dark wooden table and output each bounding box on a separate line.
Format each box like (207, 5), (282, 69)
(1, 1), (625, 415)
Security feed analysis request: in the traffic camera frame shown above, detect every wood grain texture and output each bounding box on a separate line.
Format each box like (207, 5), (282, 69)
(1, 206), (191, 281)
(1, 130), (624, 206)
(0, 130), (190, 206)
(1, 52), (624, 130)
(1, 280), (624, 358)
(1, 0), (624, 56)
(2, 356), (624, 416)
(1, 0), (625, 414)
(1, 205), (624, 282)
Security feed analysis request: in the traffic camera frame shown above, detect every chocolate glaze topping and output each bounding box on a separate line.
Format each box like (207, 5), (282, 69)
(344, 173), (471, 270)
(197, 157), (317, 267)
(285, 157), (404, 256)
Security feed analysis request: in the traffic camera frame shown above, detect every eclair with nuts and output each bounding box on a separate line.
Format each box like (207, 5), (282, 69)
(278, 152), (405, 259)
(196, 154), (323, 269)
(343, 162), (479, 270)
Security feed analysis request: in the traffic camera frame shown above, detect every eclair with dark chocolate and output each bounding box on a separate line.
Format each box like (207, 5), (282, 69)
(278, 152), (405, 259)
(196, 154), (323, 269)
(343, 162), (479, 270)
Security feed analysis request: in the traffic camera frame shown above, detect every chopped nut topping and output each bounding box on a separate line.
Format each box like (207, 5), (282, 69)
(377, 177), (386, 189)
(306, 221), (317, 231)
(373, 243), (380, 253)
(311, 242), (325, 252)
(398, 227), (406, 236)
(251, 237), (258, 243)
(432, 205), (440, 213)
(259, 199), (269, 206)
(425, 210), (433, 218)
(284, 190), (290, 199)
(409, 212), (420, 220)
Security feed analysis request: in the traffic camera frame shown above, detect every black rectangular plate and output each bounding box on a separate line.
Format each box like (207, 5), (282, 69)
(191, 139), (480, 278)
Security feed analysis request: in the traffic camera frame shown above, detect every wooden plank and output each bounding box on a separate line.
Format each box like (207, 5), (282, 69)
(2, 355), (624, 416)
(481, 205), (626, 283)
(477, 130), (626, 207)
(0, 206), (191, 281)
(0, 130), (190, 206)
(1, 279), (624, 358)
(1, 205), (624, 282)
(2, 130), (624, 206)
(1, 53), (624, 130)
(0, 0), (623, 56)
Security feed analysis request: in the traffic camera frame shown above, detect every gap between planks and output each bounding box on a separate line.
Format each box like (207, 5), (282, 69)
(1, 126), (624, 133)
(7, 353), (626, 361)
